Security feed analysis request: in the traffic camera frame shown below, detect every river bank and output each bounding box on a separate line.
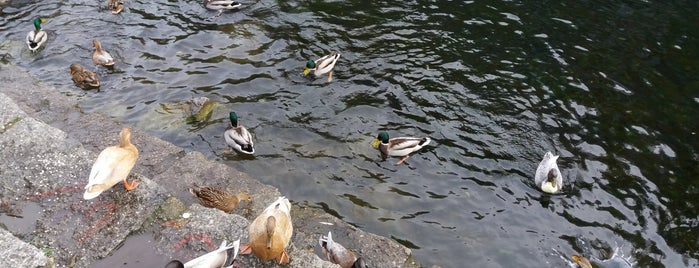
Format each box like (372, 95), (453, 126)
(0, 62), (416, 267)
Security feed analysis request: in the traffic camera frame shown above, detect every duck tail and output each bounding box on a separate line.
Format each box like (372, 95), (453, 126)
(188, 183), (201, 196)
(242, 144), (253, 153)
(419, 137), (431, 146)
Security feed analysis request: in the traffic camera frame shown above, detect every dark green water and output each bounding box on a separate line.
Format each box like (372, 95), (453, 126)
(2, 0), (698, 267)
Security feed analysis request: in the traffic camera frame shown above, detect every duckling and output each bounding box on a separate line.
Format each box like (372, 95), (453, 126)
(240, 197), (293, 265)
(371, 131), (430, 165)
(189, 185), (252, 214)
(108, 0), (124, 14)
(534, 151), (563, 194)
(26, 18), (47, 52)
(319, 231), (365, 268)
(303, 52), (340, 82)
(69, 63), (100, 90)
(83, 127), (139, 200)
(92, 39), (115, 67)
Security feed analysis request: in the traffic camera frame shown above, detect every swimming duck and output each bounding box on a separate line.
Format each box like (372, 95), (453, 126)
(224, 112), (254, 155)
(534, 151), (563, 194)
(204, 0), (241, 17)
(92, 39), (115, 67)
(166, 240), (240, 268)
(204, 0), (241, 10)
(26, 18), (47, 52)
(371, 131), (431, 165)
(303, 52), (340, 82)
(571, 255), (592, 268)
(84, 127), (139, 200)
(108, 0), (124, 14)
(240, 197), (293, 265)
(189, 185), (252, 214)
(319, 231), (365, 268)
(70, 63), (100, 90)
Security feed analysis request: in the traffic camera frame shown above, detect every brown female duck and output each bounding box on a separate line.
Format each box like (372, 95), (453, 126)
(189, 185), (251, 214)
(69, 63), (100, 90)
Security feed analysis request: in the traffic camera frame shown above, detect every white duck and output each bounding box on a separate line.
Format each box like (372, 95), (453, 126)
(166, 240), (240, 268)
(83, 127), (139, 200)
(224, 112), (254, 155)
(534, 151), (563, 194)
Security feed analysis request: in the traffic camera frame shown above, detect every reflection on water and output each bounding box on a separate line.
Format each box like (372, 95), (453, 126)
(2, 0), (698, 267)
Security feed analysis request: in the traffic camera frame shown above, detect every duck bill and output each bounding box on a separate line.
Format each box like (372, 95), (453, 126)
(40, 18), (47, 23)
(371, 139), (380, 148)
(303, 68), (310, 76)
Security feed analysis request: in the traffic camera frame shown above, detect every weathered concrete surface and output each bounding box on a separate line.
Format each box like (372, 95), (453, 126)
(0, 228), (48, 267)
(0, 62), (418, 267)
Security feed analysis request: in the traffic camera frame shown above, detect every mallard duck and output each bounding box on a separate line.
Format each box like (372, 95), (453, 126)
(240, 197), (293, 265)
(26, 18), (47, 52)
(534, 151), (563, 194)
(204, 0), (241, 10)
(204, 0), (241, 17)
(371, 131), (430, 165)
(571, 255), (592, 268)
(187, 97), (215, 122)
(108, 0), (124, 14)
(92, 39), (115, 67)
(319, 231), (366, 268)
(166, 240), (240, 268)
(70, 63), (100, 90)
(84, 127), (139, 200)
(224, 112), (254, 155)
(303, 52), (340, 82)
(189, 185), (252, 214)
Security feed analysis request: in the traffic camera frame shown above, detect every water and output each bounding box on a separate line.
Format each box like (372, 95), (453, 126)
(2, 0), (698, 267)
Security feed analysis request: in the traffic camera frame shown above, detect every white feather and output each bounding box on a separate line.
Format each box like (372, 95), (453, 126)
(534, 151), (563, 194)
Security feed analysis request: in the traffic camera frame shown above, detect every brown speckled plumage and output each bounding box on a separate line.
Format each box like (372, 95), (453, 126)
(189, 185), (251, 213)
(69, 63), (100, 90)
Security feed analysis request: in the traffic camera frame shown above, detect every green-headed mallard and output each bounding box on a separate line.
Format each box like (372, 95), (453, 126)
(166, 240), (240, 268)
(224, 112), (254, 155)
(108, 0), (124, 14)
(371, 131), (430, 165)
(319, 231), (366, 268)
(83, 127), (139, 200)
(534, 151), (563, 194)
(189, 185), (252, 214)
(92, 39), (115, 67)
(70, 63), (100, 90)
(240, 197), (293, 265)
(571, 255), (592, 268)
(303, 52), (340, 82)
(26, 18), (47, 52)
